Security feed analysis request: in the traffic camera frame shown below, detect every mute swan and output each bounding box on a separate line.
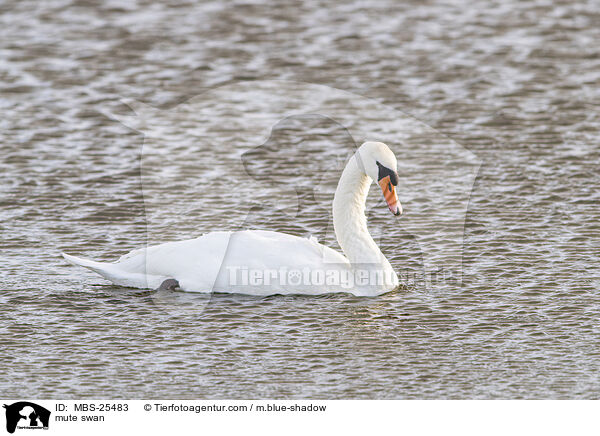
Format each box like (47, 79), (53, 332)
(63, 141), (402, 296)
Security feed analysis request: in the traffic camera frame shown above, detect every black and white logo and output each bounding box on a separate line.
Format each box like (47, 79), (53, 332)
(3, 402), (50, 434)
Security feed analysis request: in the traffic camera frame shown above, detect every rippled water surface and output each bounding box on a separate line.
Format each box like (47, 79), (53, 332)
(1, 0), (599, 399)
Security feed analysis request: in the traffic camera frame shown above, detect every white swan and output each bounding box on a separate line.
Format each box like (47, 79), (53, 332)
(63, 141), (403, 296)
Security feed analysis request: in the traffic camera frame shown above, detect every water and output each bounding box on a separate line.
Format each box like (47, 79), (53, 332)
(1, 0), (599, 399)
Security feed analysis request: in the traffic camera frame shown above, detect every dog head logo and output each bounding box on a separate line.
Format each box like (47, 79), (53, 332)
(3, 402), (50, 434)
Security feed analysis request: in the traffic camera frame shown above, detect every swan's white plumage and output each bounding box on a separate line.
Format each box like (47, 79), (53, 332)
(63, 141), (401, 296)
(63, 230), (356, 295)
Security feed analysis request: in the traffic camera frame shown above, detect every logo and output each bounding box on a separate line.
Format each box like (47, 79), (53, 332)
(3, 402), (50, 434)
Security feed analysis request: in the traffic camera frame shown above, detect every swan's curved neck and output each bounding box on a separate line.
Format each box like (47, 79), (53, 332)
(332, 155), (392, 269)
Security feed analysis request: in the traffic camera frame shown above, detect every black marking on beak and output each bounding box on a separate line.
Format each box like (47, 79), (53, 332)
(376, 161), (398, 186)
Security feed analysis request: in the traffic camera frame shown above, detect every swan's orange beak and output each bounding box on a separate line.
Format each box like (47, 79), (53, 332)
(378, 176), (402, 216)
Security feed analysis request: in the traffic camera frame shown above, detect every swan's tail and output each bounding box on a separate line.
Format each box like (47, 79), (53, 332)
(62, 253), (110, 274)
(61, 252), (148, 288)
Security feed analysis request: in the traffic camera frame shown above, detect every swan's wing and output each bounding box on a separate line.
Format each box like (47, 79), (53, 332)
(65, 232), (233, 290)
(141, 232), (233, 290)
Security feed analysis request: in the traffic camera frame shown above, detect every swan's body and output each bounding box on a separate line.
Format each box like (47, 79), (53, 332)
(63, 141), (403, 296)
(64, 230), (355, 295)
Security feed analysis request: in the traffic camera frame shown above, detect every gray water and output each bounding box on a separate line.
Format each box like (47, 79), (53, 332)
(1, 0), (599, 399)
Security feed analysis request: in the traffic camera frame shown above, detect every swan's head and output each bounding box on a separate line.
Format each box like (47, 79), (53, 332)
(357, 141), (402, 216)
